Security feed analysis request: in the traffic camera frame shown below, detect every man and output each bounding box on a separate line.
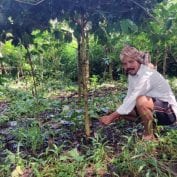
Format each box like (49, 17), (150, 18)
(100, 45), (177, 140)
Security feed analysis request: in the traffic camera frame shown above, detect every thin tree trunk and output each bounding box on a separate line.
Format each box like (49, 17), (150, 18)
(163, 45), (167, 76)
(108, 62), (113, 80)
(85, 31), (90, 86)
(16, 66), (23, 82)
(154, 49), (159, 70)
(40, 55), (44, 81)
(17, 68), (20, 82)
(79, 17), (90, 137)
(26, 47), (38, 98)
(77, 38), (83, 100)
(0, 61), (6, 75)
(104, 46), (113, 80)
(19, 67), (24, 78)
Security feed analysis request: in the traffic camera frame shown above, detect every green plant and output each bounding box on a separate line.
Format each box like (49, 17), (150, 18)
(0, 115), (9, 125)
(86, 133), (112, 174)
(158, 129), (177, 160)
(90, 134), (110, 162)
(31, 148), (85, 177)
(90, 75), (100, 89)
(4, 88), (50, 119)
(0, 143), (26, 177)
(113, 135), (177, 177)
(60, 106), (84, 130)
(13, 121), (44, 154)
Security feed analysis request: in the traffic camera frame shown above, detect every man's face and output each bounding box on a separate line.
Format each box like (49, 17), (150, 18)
(121, 56), (141, 75)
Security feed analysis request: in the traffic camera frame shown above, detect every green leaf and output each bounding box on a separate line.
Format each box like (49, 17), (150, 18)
(138, 164), (146, 172)
(59, 155), (69, 161)
(165, 19), (172, 30)
(68, 148), (84, 162)
(120, 19), (138, 34)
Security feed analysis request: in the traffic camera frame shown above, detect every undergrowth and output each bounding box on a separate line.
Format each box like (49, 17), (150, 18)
(0, 80), (177, 176)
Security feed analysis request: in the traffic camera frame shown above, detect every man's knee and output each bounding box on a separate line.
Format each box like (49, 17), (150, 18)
(136, 96), (153, 109)
(136, 96), (147, 107)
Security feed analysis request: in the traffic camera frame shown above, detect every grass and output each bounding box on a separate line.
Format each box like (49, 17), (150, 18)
(0, 79), (177, 176)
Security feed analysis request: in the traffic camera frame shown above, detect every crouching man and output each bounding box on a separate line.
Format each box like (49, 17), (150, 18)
(100, 45), (177, 140)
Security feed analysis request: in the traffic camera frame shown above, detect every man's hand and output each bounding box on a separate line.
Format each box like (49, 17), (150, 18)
(99, 111), (120, 125)
(100, 115), (114, 125)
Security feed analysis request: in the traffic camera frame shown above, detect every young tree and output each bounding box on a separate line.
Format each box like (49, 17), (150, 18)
(145, 0), (177, 75)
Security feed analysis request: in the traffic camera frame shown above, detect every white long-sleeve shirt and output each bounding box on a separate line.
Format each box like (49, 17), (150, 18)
(116, 64), (177, 118)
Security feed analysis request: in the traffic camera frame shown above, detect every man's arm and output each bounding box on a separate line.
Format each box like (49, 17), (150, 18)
(100, 111), (120, 125)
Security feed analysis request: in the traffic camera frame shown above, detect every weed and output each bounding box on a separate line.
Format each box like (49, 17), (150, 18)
(12, 121), (45, 154)
(113, 134), (177, 177)
(30, 148), (86, 177)
(85, 133), (113, 175)
(0, 143), (26, 177)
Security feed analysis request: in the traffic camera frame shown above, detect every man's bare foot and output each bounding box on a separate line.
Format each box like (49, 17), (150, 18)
(142, 134), (156, 141)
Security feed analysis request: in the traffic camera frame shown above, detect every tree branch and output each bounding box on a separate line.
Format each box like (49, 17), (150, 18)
(15, 0), (46, 5)
(130, 0), (159, 23)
